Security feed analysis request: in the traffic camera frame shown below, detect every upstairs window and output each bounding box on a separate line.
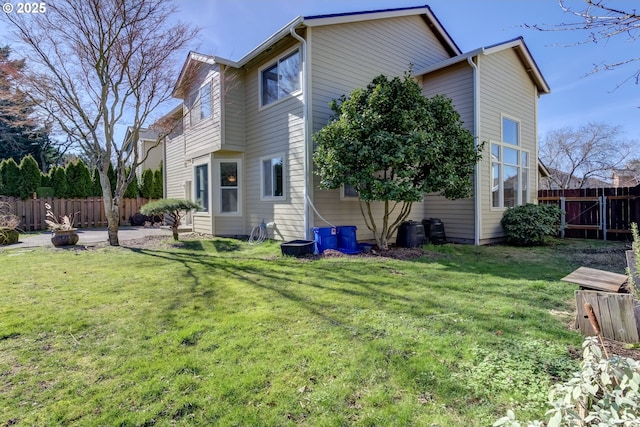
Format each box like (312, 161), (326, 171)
(491, 117), (529, 208)
(190, 81), (211, 125)
(260, 49), (300, 107)
(200, 83), (211, 119)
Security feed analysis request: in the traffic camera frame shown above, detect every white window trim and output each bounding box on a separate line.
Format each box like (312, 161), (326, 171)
(199, 81), (212, 120)
(500, 114), (521, 146)
(260, 153), (286, 201)
(189, 80), (212, 126)
(258, 46), (302, 111)
(214, 159), (242, 216)
(192, 158), (211, 216)
(490, 139), (531, 211)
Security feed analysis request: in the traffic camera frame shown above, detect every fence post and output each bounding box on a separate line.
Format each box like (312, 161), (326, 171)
(560, 197), (566, 239)
(601, 195), (607, 241)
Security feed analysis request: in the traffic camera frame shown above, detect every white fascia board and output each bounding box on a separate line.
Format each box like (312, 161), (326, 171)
(303, 6), (429, 27)
(234, 16), (304, 67)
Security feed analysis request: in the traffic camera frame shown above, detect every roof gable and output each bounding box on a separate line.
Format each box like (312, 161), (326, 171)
(415, 37), (550, 95)
(303, 5), (460, 57)
(213, 5), (461, 69)
(172, 51), (217, 99)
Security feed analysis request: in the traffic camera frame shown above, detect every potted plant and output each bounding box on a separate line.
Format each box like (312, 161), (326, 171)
(0, 201), (20, 245)
(45, 202), (80, 247)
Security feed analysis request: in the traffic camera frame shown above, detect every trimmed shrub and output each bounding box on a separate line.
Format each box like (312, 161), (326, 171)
(18, 155), (41, 199)
(50, 166), (68, 198)
(152, 166), (163, 199)
(124, 168), (139, 198)
(91, 168), (103, 197)
(140, 168), (154, 198)
(500, 203), (562, 246)
(65, 160), (92, 198)
(0, 158), (21, 197)
(36, 187), (55, 198)
(140, 198), (201, 241)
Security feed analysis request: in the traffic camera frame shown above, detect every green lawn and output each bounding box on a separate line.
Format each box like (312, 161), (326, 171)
(0, 237), (629, 426)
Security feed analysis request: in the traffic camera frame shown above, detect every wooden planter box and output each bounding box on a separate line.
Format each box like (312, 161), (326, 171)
(565, 262), (640, 344)
(575, 290), (640, 343)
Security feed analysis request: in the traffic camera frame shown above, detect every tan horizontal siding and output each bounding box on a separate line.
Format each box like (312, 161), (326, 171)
(309, 15), (452, 135)
(164, 134), (189, 200)
(421, 62), (474, 132)
(423, 195), (475, 242)
(477, 49), (538, 241)
(243, 44), (306, 242)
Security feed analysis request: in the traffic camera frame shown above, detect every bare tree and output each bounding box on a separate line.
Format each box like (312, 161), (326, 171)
(2, 0), (198, 245)
(539, 122), (633, 189)
(529, 0), (640, 87)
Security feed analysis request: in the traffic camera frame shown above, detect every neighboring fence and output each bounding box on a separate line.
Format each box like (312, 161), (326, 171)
(538, 186), (640, 240)
(0, 196), (154, 231)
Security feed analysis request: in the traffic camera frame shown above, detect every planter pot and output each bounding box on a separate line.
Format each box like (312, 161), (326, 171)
(51, 229), (79, 247)
(0, 228), (19, 245)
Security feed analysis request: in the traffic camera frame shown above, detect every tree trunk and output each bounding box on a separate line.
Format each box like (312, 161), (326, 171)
(99, 169), (120, 246)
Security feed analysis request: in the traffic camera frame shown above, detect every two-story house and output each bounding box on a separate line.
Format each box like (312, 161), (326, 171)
(164, 5), (550, 244)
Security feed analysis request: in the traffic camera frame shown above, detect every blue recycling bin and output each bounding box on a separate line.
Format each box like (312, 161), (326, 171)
(313, 227), (338, 253)
(337, 226), (359, 253)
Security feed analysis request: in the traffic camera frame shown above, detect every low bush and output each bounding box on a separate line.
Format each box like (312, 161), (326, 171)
(501, 203), (562, 246)
(140, 198), (201, 240)
(495, 337), (640, 427)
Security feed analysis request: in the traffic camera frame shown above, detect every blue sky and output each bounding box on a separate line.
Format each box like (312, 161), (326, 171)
(178, 0), (639, 142)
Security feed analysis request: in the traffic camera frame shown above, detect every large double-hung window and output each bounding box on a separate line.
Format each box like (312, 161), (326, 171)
(491, 117), (529, 208)
(260, 49), (300, 107)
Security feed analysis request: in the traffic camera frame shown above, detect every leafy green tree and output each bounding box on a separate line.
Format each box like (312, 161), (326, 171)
(0, 46), (57, 171)
(18, 155), (41, 199)
(140, 198), (201, 241)
(140, 168), (154, 198)
(4, 1), (197, 245)
(313, 73), (482, 249)
(50, 166), (68, 198)
(0, 158), (20, 197)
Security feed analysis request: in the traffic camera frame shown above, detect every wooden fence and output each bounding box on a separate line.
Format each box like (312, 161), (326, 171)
(538, 187), (640, 240)
(0, 196), (154, 231)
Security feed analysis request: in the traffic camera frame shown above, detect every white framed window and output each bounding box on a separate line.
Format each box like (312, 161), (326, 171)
(341, 183), (360, 201)
(215, 159), (242, 215)
(194, 163), (209, 212)
(259, 48), (300, 107)
(200, 82), (211, 119)
(491, 116), (530, 208)
(189, 81), (212, 125)
(261, 154), (285, 200)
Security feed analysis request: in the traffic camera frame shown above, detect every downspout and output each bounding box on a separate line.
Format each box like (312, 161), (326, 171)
(290, 25), (311, 239)
(468, 53), (482, 245)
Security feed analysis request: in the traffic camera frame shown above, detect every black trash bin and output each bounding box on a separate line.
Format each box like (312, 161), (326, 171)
(396, 221), (425, 248)
(422, 218), (446, 244)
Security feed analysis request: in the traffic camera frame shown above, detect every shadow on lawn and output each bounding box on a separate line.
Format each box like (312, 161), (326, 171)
(124, 242), (578, 344)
